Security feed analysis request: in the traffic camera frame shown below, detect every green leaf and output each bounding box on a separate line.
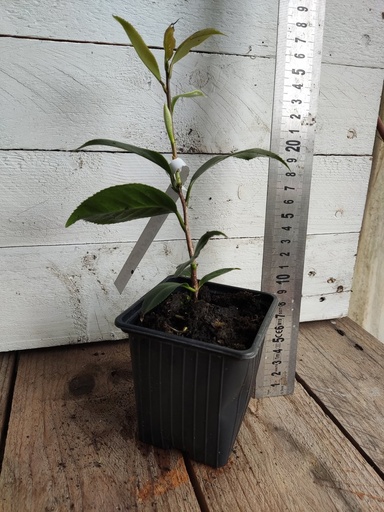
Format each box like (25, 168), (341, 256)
(140, 281), (190, 317)
(171, 28), (224, 67)
(186, 148), (289, 203)
(171, 90), (205, 112)
(194, 230), (227, 258)
(114, 16), (162, 82)
(177, 265), (192, 278)
(163, 103), (175, 144)
(199, 268), (239, 288)
(66, 183), (178, 227)
(174, 259), (192, 278)
(163, 23), (176, 62)
(77, 139), (174, 183)
(174, 231), (227, 277)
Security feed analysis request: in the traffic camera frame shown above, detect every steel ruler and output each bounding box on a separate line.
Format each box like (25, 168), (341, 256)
(255, 0), (327, 397)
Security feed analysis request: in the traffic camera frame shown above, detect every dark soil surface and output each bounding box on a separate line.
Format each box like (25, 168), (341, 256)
(140, 286), (268, 350)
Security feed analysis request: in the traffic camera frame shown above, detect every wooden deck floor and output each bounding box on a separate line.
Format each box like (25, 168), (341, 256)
(0, 317), (383, 511)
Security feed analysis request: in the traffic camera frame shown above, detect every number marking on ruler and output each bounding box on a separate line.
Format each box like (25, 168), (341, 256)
(256, 0), (327, 397)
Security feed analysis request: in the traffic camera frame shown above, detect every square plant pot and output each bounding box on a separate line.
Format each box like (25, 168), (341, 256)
(115, 277), (277, 467)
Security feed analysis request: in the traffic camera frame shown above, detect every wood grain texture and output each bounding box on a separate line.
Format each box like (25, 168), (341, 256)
(0, 0), (382, 350)
(0, 38), (274, 152)
(0, 0), (382, 68)
(191, 383), (384, 511)
(297, 317), (384, 471)
(0, 151), (371, 247)
(0, 341), (199, 512)
(0, 353), (16, 448)
(0, 233), (358, 351)
(0, 38), (382, 154)
(349, 103), (384, 342)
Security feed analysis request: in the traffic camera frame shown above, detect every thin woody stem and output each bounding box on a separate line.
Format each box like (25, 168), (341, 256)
(179, 190), (199, 299)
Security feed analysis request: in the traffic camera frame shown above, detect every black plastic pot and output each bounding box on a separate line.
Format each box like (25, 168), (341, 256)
(115, 278), (277, 468)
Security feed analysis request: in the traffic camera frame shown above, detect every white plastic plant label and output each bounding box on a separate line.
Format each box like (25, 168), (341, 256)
(114, 163), (190, 293)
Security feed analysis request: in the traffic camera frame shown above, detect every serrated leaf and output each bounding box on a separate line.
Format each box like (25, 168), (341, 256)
(171, 28), (224, 67)
(163, 23), (176, 62)
(140, 281), (190, 317)
(66, 183), (178, 227)
(186, 149), (289, 203)
(77, 139), (174, 183)
(171, 90), (205, 112)
(174, 231), (227, 277)
(114, 16), (162, 82)
(199, 268), (239, 288)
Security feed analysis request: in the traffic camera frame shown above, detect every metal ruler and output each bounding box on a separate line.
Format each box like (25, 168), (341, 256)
(255, 0), (326, 397)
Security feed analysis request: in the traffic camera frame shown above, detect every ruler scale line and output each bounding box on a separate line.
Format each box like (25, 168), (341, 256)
(255, 0), (326, 398)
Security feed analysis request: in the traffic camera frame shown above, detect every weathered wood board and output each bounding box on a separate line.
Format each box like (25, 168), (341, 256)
(0, 152), (372, 247)
(0, 353), (16, 449)
(1, 38), (382, 154)
(0, 234), (359, 350)
(1, 0), (382, 68)
(0, 341), (199, 512)
(297, 317), (384, 472)
(191, 384), (384, 511)
(349, 114), (384, 343)
(0, 0), (383, 350)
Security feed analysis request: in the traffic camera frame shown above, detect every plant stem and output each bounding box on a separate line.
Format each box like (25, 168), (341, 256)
(165, 75), (178, 160)
(165, 66), (199, 300)
(178, 190), (199, 298)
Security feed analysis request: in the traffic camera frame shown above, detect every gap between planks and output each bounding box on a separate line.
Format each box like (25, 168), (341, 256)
(0, 33), (270, 61)
(296, 372), (384, 481)
(0, 319), (384, 512)
(0, 342), (200, 512)
(0, 353), (18, 473)
(189, 380), (384, 511)
(296, 317), (384, 473)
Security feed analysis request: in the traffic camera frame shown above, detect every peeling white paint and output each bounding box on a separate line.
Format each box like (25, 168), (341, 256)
(0, 0), (382, 350)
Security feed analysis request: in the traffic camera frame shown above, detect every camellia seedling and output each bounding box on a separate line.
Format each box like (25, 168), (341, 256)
(66, 16), (288, 317)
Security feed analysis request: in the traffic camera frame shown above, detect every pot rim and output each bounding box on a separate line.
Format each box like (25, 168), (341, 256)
(115, 277), (277, 360)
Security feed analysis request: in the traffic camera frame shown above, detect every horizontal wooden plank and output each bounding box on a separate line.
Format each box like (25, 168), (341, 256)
(191, 383), (384, 511)
(321, 0), (384, 68)
(0, 353), (16, 449)
(0, 151), (371, 247)
(0, 341), (200, 512)
(297, 317), (384, 472)
(0, 0), (382, 68)
(1, 324), (384, 511)
(0, 234), (358, 350)
(300, 291), (351, 323)
(0, 38), (273, 152)
(0, 0), (278, 58)
(1, 38), (382, 154)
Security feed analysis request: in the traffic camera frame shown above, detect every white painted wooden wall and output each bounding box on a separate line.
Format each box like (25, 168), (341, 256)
(1, 1), (383, 351)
